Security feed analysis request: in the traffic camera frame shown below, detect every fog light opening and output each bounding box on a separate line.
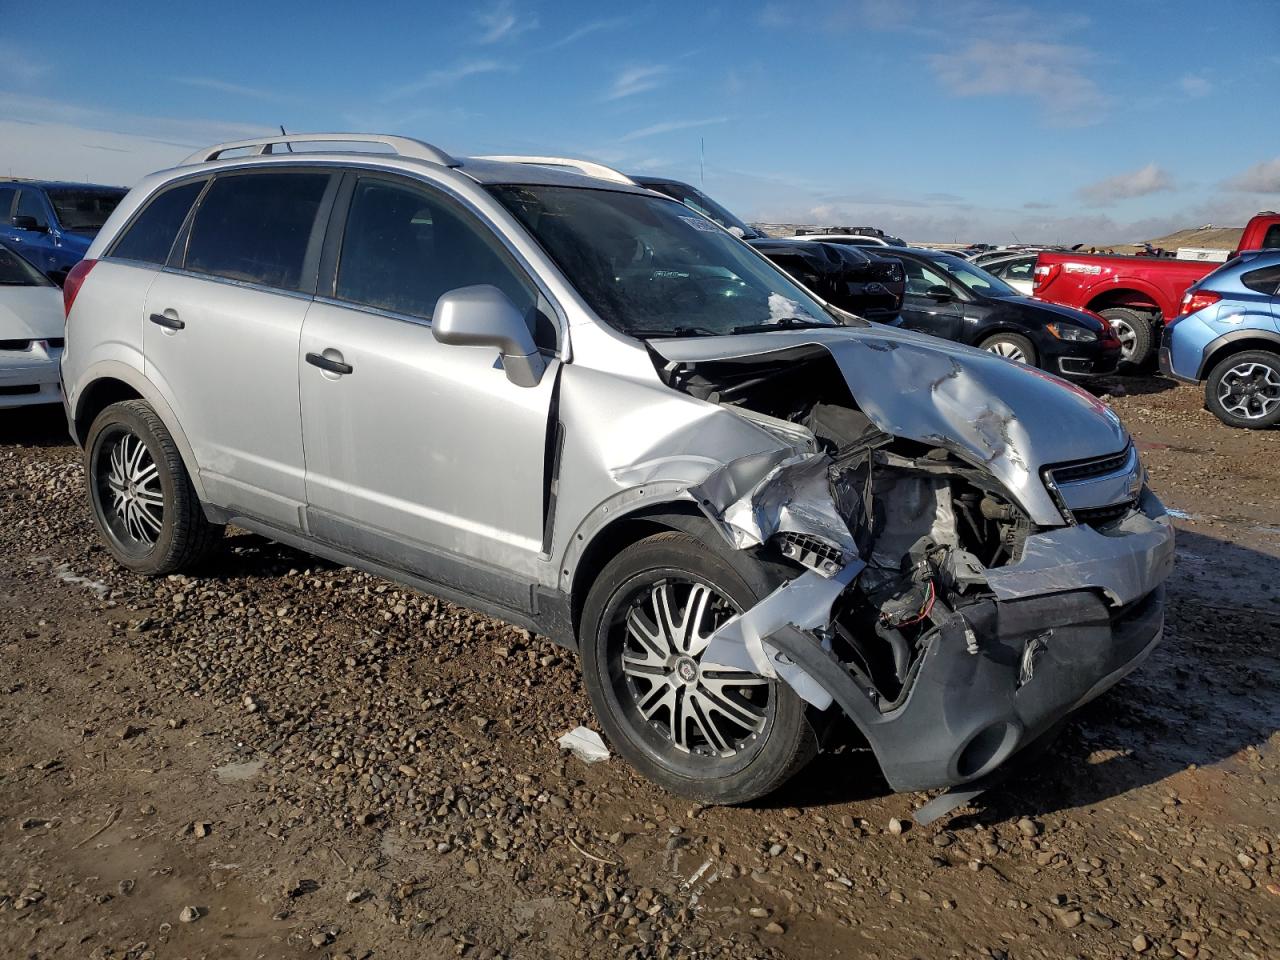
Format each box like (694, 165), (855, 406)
(956, 722), (1022, 780)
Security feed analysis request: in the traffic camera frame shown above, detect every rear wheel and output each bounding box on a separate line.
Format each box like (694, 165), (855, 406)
(85, 400), (223, 574)
(1204, 350), (1280, 429)
(579, 530), (815, 804)
(1097, 307), (1154, 369)
(980, 332), (1037, 366)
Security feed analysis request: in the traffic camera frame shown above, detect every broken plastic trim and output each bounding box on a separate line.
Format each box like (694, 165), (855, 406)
(700, 561), (864, 711)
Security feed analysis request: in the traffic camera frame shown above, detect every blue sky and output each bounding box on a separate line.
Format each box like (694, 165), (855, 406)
(1, 0), (1278, 243)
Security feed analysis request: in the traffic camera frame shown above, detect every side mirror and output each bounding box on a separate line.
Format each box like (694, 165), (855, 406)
(925, 284), (954, 302)
(432, 285), (546, 388)
(13, 215), (47, 233)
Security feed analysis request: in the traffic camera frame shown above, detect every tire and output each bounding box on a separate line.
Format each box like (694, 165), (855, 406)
(85, 400), (223, 575)
(579, 529), (816, 804)
(1204, 350), (1280, 429)
(1097, 307), (1154, 369)
(980, 332), (1037, 367)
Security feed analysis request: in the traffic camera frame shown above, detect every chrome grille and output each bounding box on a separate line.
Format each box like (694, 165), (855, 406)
(1045, 445), (1142, 526)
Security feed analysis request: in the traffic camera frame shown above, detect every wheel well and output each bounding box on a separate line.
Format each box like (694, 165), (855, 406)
(73, 378), (143, 445)
(1086, 290), (1160, 318)
(1201, 337), (1280, 380)
(568, 502), (707, 638)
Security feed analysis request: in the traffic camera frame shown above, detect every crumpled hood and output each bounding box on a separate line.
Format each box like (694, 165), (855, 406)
(0, 287), (65, 340)
(650, 324), (1130, 524)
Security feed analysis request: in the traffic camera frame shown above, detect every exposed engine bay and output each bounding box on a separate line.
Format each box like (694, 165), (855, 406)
(661, 348), (1035, 707)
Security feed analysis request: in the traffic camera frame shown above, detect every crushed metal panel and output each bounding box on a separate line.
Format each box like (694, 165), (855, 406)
(701, 562), (865, 709)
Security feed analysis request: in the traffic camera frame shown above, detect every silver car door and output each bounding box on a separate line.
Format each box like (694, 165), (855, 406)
(143, 169), (336, 528)
(299, 173), (560, 592)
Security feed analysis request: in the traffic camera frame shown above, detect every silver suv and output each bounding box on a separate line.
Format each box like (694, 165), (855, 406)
(62, 134), (1174, 805)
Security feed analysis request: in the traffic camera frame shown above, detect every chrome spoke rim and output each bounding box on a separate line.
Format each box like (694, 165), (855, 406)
(1109, 319), (1138, 359)
(100, 431), (164, 547)
(988, 341), (1027, 363)
(619, 578), (769, 758)
(1218, 362), (1280, 419)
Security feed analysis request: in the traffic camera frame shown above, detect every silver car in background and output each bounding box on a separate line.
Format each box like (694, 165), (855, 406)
(61, 134), (1174, 805)
(0, 240), (65, 408)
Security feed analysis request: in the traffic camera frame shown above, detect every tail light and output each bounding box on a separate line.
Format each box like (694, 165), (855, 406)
(1033, 262), (1060, 292)
(63, 258), (98, 317)
(1177, 288), (1221, 318)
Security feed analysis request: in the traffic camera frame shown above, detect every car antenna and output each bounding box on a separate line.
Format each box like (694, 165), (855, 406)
(280, 125), (293, 153)
(700, 137), (705, 189)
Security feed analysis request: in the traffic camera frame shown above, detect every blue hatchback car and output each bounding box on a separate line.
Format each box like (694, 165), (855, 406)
(0, 180), (127, 282)
(1161, 250), (1280, 429)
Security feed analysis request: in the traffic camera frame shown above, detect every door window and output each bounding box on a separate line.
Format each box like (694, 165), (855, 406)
(1261, 225), (1280, 250)
(0, 187), (15, 220)
(902, 259), (950, 296)
(14, 190), (48, 229)
(109, 179), (207, 265)
(184, 171), (330, 290)
(1003, 258), (1034, 282)
(335, 178), (536, 327)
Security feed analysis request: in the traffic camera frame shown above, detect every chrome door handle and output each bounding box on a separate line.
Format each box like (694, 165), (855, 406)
(149, 312), (185, 330)
(305, 351), (353, 375)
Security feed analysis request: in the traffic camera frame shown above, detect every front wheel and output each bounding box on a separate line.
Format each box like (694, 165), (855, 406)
(1098, 307), (1154, 369)
(579, 530), (815, 804)
(980, 332), (1037, 366)
(1204, 350), (1280, 429)
(85, 400), (224, 574)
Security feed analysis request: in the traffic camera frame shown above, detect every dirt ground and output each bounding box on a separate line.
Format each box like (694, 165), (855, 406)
(1, 375), (1277, 960)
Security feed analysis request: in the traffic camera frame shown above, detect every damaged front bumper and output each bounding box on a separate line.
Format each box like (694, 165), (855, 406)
(702, 482), (1173, 793)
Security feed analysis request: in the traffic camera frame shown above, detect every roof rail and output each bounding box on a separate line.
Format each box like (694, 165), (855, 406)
(181, 133), (457, 167)
(475, 155), (636, 186)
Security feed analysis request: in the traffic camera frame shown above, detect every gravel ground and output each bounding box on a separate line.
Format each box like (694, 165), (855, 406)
(1, 376), (1278, 960)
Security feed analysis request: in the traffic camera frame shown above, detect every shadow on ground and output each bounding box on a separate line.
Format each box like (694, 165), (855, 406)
(0, 403), (73, 448)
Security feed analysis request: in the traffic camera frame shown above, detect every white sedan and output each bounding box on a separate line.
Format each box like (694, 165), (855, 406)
(0, 241), (64, 408)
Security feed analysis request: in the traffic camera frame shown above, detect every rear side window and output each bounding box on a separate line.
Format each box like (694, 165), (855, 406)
(185, 172), (330, 290)
(335, 177), (535, 324)
(110, 180), (206, 265)
(1262, 224), (1280, 251)
(1241, 264), (1280, 296)
(0, 187), (15, 219)
(14, 189), (48, 228)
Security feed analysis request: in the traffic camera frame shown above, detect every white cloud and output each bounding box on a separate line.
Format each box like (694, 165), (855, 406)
(619, 117), (729, 142)
(1221, 157), (1280, 194)
(1077, 163), (1175, 206)
(384, 60), (513, 100)
(603, 64), (671, 101)
(177, 77), (289, 103)
(927, 39), (1104, 125)
(546, 17), (629, 50)
(0, 41), (52, 86)
(476, 1), (538, 44)
(1179, 73), (1212, 97)
(0, 93), (273, 185)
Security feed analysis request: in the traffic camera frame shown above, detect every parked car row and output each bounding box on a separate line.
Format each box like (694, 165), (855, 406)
(57, 133), (1175, 807)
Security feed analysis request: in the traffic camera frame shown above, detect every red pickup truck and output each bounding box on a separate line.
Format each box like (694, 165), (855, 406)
(1032, 211), (1280, 367)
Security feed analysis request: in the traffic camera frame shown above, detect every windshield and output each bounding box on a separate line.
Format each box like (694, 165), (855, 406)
(46, 187), (126, 234)
(489, 185), (841, 338)
(0, 243), (51, 286)
(638, 181), (763, 239)
(929, 252), (1020, 298)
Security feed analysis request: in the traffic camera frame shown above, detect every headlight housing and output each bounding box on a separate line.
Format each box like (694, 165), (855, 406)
(1046, 322), (1098, 342)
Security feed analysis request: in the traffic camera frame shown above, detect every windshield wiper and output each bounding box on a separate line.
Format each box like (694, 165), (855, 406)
(629, 325), (721, 339)
(730, 317), (840, 335)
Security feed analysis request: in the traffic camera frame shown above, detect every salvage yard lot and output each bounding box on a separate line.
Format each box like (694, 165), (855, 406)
(2, 378), (1278, 960)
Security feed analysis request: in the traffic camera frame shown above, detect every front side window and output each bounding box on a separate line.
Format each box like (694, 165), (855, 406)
(902, 259), (952, 296)
(46, 187), (126, 234)
(14, 190), (48, 229)
(1003, 258), (1035, 282)
(0, 187), (15, 220)
(489, 185), (842, 337)
(0, 243), (51, 286)
(110, 179), (206, 265)
(335, 178), (537, 326)
(1261, 225), (1280, 251)
(185, 172), (330, 290)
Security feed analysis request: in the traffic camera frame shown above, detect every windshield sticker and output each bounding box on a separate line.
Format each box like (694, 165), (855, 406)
(680, 216), (721, 233)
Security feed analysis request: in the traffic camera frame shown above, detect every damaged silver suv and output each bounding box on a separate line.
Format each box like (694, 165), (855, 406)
(62, 135), (1174, 804)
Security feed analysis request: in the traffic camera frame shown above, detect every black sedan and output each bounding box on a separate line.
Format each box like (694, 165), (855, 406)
(864, 248), (1122, 378)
